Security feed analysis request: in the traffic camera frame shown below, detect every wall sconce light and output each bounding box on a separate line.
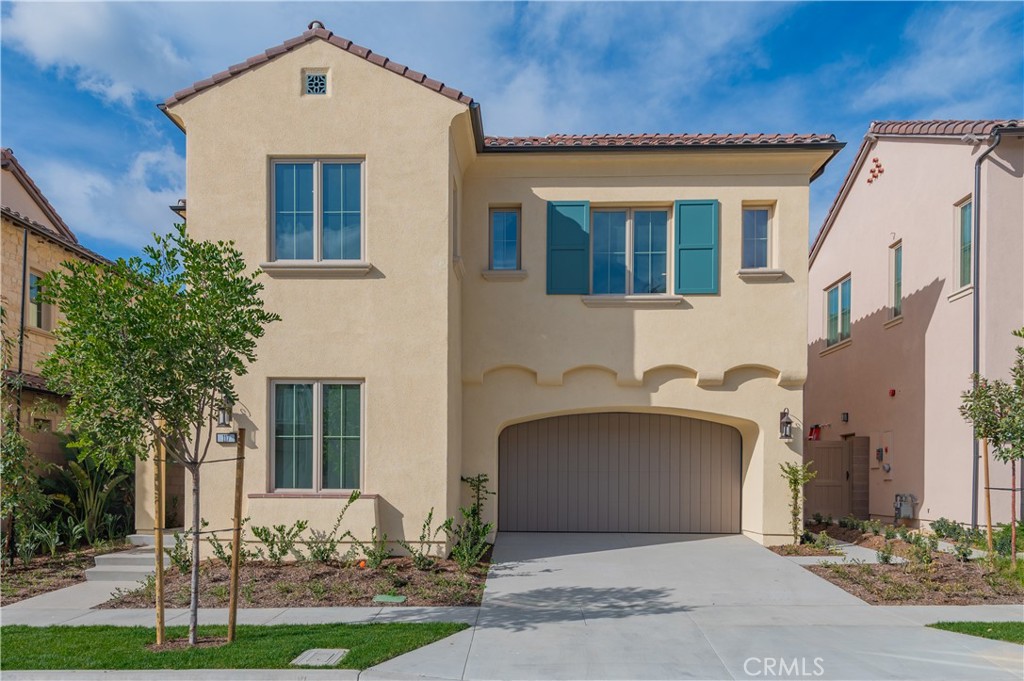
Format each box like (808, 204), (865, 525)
(779, 408), (793, 440)
(841, 412), (849, 423)
(217, 398), (234, 428)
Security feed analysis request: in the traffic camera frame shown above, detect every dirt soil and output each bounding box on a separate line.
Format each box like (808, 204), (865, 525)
(100, 556), (488, 609)
(769, 544), (836, 557)
(0, 542), (132, 605)
(808, 551), (1024, 605)
(147, 637), (229, 651)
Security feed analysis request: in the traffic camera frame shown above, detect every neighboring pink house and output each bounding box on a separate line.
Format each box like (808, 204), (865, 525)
(805, 120), (1023, 527)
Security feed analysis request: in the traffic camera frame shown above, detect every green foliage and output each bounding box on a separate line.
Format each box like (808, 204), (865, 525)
(931, 517), (963, 540)
(165, 532), (192, 575)
(954, 535), (974, 562)
(351, 527), (391, 569)
(441, 474), (495, 572)
(896, 525), (911, 542)
(251, 520), (309, 564)
(813, 530), (839, 554)
(779, 461), (817, 543)
(398, 507), (442, 571)
(44, 457), (130, 546)
(909, 537), (933, 565)
(876, 541), (894, 564)
(206, 517), (263, 567)
(994, 521), (1024, 557)
(883, 525), (896, 540)
(867, 519), (882, 536)
(16, 531), (40, 566)
(305, 491), (360, 563)
(811, 512), (823, 525)
(32, 519), (63, 558)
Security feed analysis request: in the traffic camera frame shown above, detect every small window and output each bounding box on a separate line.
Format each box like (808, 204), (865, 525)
(890, 243), (902, 318)
(305, 73), (327, 95)
(826, 277), (851, 346)
(272, 159), (363, 262)
(490, 208), (520, 270)
(592, 209), (668, 294)
(742, 207), (770, 269)
(272, 381), (361, 491)
(28, 273), (49, 330)
(33, 418), (52, 432)
(958, 201), (972, 288)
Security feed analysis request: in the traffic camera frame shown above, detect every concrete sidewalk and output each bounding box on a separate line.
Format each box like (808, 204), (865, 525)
(2, 534), (1022, 680)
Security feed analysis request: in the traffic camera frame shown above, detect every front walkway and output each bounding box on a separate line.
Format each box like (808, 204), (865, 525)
(2, 533), (1022, 680)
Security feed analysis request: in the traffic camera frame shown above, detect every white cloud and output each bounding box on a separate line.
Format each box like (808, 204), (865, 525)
(34, 146), (184, 248)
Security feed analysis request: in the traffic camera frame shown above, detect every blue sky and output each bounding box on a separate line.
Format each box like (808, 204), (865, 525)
(2, 1), (1022, 261)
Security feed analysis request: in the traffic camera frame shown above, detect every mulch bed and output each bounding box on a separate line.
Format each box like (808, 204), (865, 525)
(147, 637), (229, 651)
(769, 544), (836, 557)
(100, 556), (487, 609)
(808, 551), (1024, 605)
(0, 542), (132, 606)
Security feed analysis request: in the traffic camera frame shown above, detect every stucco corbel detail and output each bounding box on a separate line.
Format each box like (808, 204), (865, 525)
(696, 370), (725, 387)
(776, 370), (806, 388)
(536, 371), (564, 387)
(616, 372), (644, 387)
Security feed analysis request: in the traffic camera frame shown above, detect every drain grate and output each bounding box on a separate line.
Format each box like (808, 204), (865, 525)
(291, 648), (349, 667)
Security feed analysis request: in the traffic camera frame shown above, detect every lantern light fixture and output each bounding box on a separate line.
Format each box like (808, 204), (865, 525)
(779, 408), (794, 440)
(217, 398), (234, 428)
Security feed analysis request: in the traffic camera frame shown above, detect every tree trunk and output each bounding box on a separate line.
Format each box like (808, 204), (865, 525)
(1011, 460), (1018, 569)
(188, 466), (201, 645)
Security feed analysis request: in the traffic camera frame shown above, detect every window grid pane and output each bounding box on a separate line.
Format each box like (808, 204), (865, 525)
(960, 203), (972, 287)
(742, 209), (769, 269)
(322, 163), (361, 260)
(592, 211), (627, 294)
(322, 384), (360, 489)
(274, 164), (314, 260)
(827, 286), (839, 346)
(29, 274), (43, 328)
(275, 384), (313, 489)
(632, 211), (667, 293)
(491, 211), (519, 270)
(840, 279), (851, 341)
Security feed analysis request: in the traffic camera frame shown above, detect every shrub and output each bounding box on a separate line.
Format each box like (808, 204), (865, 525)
(33, 519), (63, 558)
(62, 517), (87, 549)
(442, 474), (496, 572)
(931, 517), (963, 540)
(909, 539), (933, 565)
(813, 531), (839, 555)
(896, 525), (911, 542)
(251, 520), (309, 564)
(994, 521), (1024, 557)
(398, 508), (442, 571)
(867, 519), (882, 536)
(16, 530), (40, 565)
(206, 517), (263, 566)
(953, 536), (974, 562)
(883, 525), (896, 540)
(306, 491), (360, 563)
(811, 512), (824, 525)
(350, 526), (390, 569)
(876, 541), (894, 564)
(165, 531), (192, 575)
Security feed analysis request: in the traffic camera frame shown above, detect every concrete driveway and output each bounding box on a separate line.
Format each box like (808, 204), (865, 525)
(367, 532), (1023, 680)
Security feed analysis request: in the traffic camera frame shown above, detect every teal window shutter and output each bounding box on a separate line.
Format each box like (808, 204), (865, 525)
(675, 200), (720, 294)
(547, 201), (590, 294)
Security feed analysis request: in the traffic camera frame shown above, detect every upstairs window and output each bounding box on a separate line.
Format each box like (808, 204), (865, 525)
(958, 200), (972, 288)
(890, 242), (903, 318)
(272, 159), (362, 261)
(592, 209), (668, 295)
(826, 277), (851, 346)
(741, 207), (770, 269)
(490, 208), (520, 270)
(28, 273), (50, 330)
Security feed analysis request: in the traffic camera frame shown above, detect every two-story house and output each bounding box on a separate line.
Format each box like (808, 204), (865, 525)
(1, 149), (109, 467)
(137, 23), (844, 548)
(805, 120), (1023, 528)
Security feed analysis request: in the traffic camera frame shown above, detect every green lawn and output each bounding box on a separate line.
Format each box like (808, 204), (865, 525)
(0, 622), (469, 670)
(928, 621), (1024, 645)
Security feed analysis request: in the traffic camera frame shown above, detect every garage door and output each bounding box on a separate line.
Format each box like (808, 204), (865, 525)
(498, 412), (741, 533)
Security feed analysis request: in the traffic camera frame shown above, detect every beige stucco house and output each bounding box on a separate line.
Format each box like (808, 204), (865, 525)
(805, 120), (1023, 528)
(0, 150), (108, 467)
(138, 24), (845, 548)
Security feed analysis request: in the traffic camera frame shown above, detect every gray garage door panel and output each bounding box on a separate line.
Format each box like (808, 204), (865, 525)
(498, 413), (741, 533)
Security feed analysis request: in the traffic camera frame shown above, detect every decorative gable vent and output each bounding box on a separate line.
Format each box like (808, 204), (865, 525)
(305, 72), (327, 95)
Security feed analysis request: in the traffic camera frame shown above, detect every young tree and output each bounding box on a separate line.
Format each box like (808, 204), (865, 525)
(961, 328), (1024, 567)
(780, 460), (817, 544)
(40, 225), (279, 644)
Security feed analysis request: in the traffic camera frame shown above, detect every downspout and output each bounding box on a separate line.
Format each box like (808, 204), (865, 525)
(16, 226), (28, 424)
(970, 125), (1024, 527)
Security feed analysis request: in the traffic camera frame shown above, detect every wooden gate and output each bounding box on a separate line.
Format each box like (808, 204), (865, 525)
(803, 438), (869, 520)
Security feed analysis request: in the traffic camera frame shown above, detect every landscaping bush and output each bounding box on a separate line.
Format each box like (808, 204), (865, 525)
(165, 532), (192, 575)
(351, 526), (390, 569)
(876, 541), (894, 564)
(954, 535), (974, 562)
(994, 521), (1024, 557)
(931, 517), (964, 540)
(206, 517), (263, 566)
(442, 474), (495, 572)
(398, 508), (442, 571)
(251, 520), (308, 564)
(305, 491), (359, 563)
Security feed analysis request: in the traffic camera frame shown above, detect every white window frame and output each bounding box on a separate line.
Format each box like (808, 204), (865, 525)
(488, 206), (522, 271)
(269, 379), (365, 493)
(269, 158), (365, 263)
(824, 275), (852, 347)
(953, 196), (973, 293)
(740, 203), (774, 270)
(889, 240), (903, 319)
(589, 206), (673, 295)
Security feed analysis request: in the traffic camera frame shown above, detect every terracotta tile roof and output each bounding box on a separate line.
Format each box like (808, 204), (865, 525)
(1, 148), (78, 243)
(869, 120), (1019, 137)
(2, 369), (60, 395)
(163, 23), (473, 109)
(483, 132), (841, 149)
(810, 119), (1023, 265)
(1, 205), (109, 264)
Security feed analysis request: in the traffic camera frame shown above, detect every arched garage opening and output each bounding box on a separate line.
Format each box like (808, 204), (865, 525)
(498, 412), (742, 533)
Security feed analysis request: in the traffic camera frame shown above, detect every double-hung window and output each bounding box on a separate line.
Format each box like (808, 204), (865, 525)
(272, 380), (362, 491)
(490, 208), (520, 270)
(272, 159), (363, 261)
(592, 209), (668, 294)
(890, 243), (903, 318)
(28, 273), (49, 330)
(741, 207), (770, 269)
(958, 200), (972, 289)
(826, 277), (851, 347)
